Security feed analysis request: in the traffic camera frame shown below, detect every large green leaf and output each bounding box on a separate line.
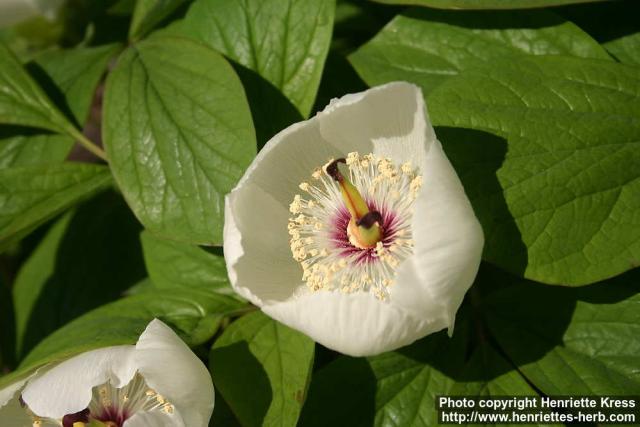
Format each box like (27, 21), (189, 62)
(13, 192), (145, 360)
(430, 56), (640, 285)
(0, 162), (112, 249)
(178, 0), (335, 118)
(103, 36), (255, 245)
(604, 33), (640, 66)
(349, 8), (609, 95)
(0, 43), (75, 135)
(129, 0), (186, 40)
(484, 268), (640, 395)
(210, 311), (315, 427)
(0, 44), (119, 169)
(371, 0), (614, 9)
(140, 230), (240, 298)
(17, 289), (246, 373)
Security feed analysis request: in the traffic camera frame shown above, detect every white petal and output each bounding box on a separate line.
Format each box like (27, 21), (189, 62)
(224, 112), (343, 305)
(0, 0), (38, 27)
(392, 140), (484, 332)
(21, 346), (136, 419)
(0, 373), (43, 426)
(318, 81), (436, 167)
(224, 185), (301, 305)
(0, 395), (39, 426)
(234, 115), (339, 208)
(0, 373), (32, 408)
(263, 290), (448, 357)
(32, 0), (65, 20)
(134, 319), (214, 427)
(124, 411), (184, 427)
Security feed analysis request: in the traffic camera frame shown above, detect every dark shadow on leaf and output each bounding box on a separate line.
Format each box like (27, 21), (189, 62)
(19, 191), (145, 360)
(481, 266), (640, 376)
(437, 126), (527, 278)
(210, 341), (272, 427)
(24, 62), (78, 128)
(557, 0), (640, 43)
(402, 7), (571, 31)
(0, 275), (16, 372)
(299, 355), (376, 427)
(209, 390), (242, 427)
(230, 61), (302, 151)
(0, 125), (54, 139)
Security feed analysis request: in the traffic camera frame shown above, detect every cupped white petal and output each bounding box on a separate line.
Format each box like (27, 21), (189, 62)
(224, 185), (301, 304)
(124, 410), (184, 427)
(0, 394), (39, 425)
(32, 0), (65, 20)
(391, 140), (484, 332)
(0, 373), (31, 408)
(0, 373), (42, 425)
(134, 319), (213, 427)
(318, 81), (435, 167)
(21, 346), (137, 419)
(263, 290), (448, 357)
(0, 0), (64, 27)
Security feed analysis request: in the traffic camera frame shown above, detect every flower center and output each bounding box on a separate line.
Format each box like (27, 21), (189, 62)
(23, 373), (175, 427)
(288, 152), (422, 300)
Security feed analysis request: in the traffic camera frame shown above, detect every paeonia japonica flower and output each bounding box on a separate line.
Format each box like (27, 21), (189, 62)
(0, 319), (213, 426)
(224, 82), (484, 356)
(0, 0), (64, 28)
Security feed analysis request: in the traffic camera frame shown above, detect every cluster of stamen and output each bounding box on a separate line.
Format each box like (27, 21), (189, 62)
(288, 152), (422, 300)
(23, 373), (175, 427)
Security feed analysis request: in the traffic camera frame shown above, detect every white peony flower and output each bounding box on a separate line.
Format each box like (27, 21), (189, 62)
(224, 82), (484, 357)
(0, 319), (214, 427)
(0, 0), (65, 28)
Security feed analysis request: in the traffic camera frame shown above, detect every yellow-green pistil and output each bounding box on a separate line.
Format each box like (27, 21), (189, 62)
(324, 158), (383, 248)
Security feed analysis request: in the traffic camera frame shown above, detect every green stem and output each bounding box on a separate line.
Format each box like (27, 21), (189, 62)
(67, 127), (108, 162)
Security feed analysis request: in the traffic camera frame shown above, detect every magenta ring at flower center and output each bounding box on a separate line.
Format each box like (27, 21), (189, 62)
(330, 201), (400, 264)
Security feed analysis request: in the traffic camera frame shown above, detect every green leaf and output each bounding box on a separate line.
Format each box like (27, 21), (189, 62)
(430, 56), (640, 285)
(0, 42), (75, 135)
(484, 267), (640, 394)
(13, 191), (146, 360)
(210, 311), (315, 427)
(178, 0), (335, 118)
(371, 0), (614, 9)
(0, 44), (119, 169)
(130, 0), (186, 40)
(604, 33), (640, 66)
(18, 288), (246, 372)
(349, 8), (609, 95)
(0, 162), (112, 249)
(103, 36), (255, 245)
(140, 230), (240, 298)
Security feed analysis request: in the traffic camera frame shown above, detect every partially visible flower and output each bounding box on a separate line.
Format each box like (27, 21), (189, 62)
(224, 82), (484, 356)
(0, 319), (214, 426)
(0, 0), (65, 28)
